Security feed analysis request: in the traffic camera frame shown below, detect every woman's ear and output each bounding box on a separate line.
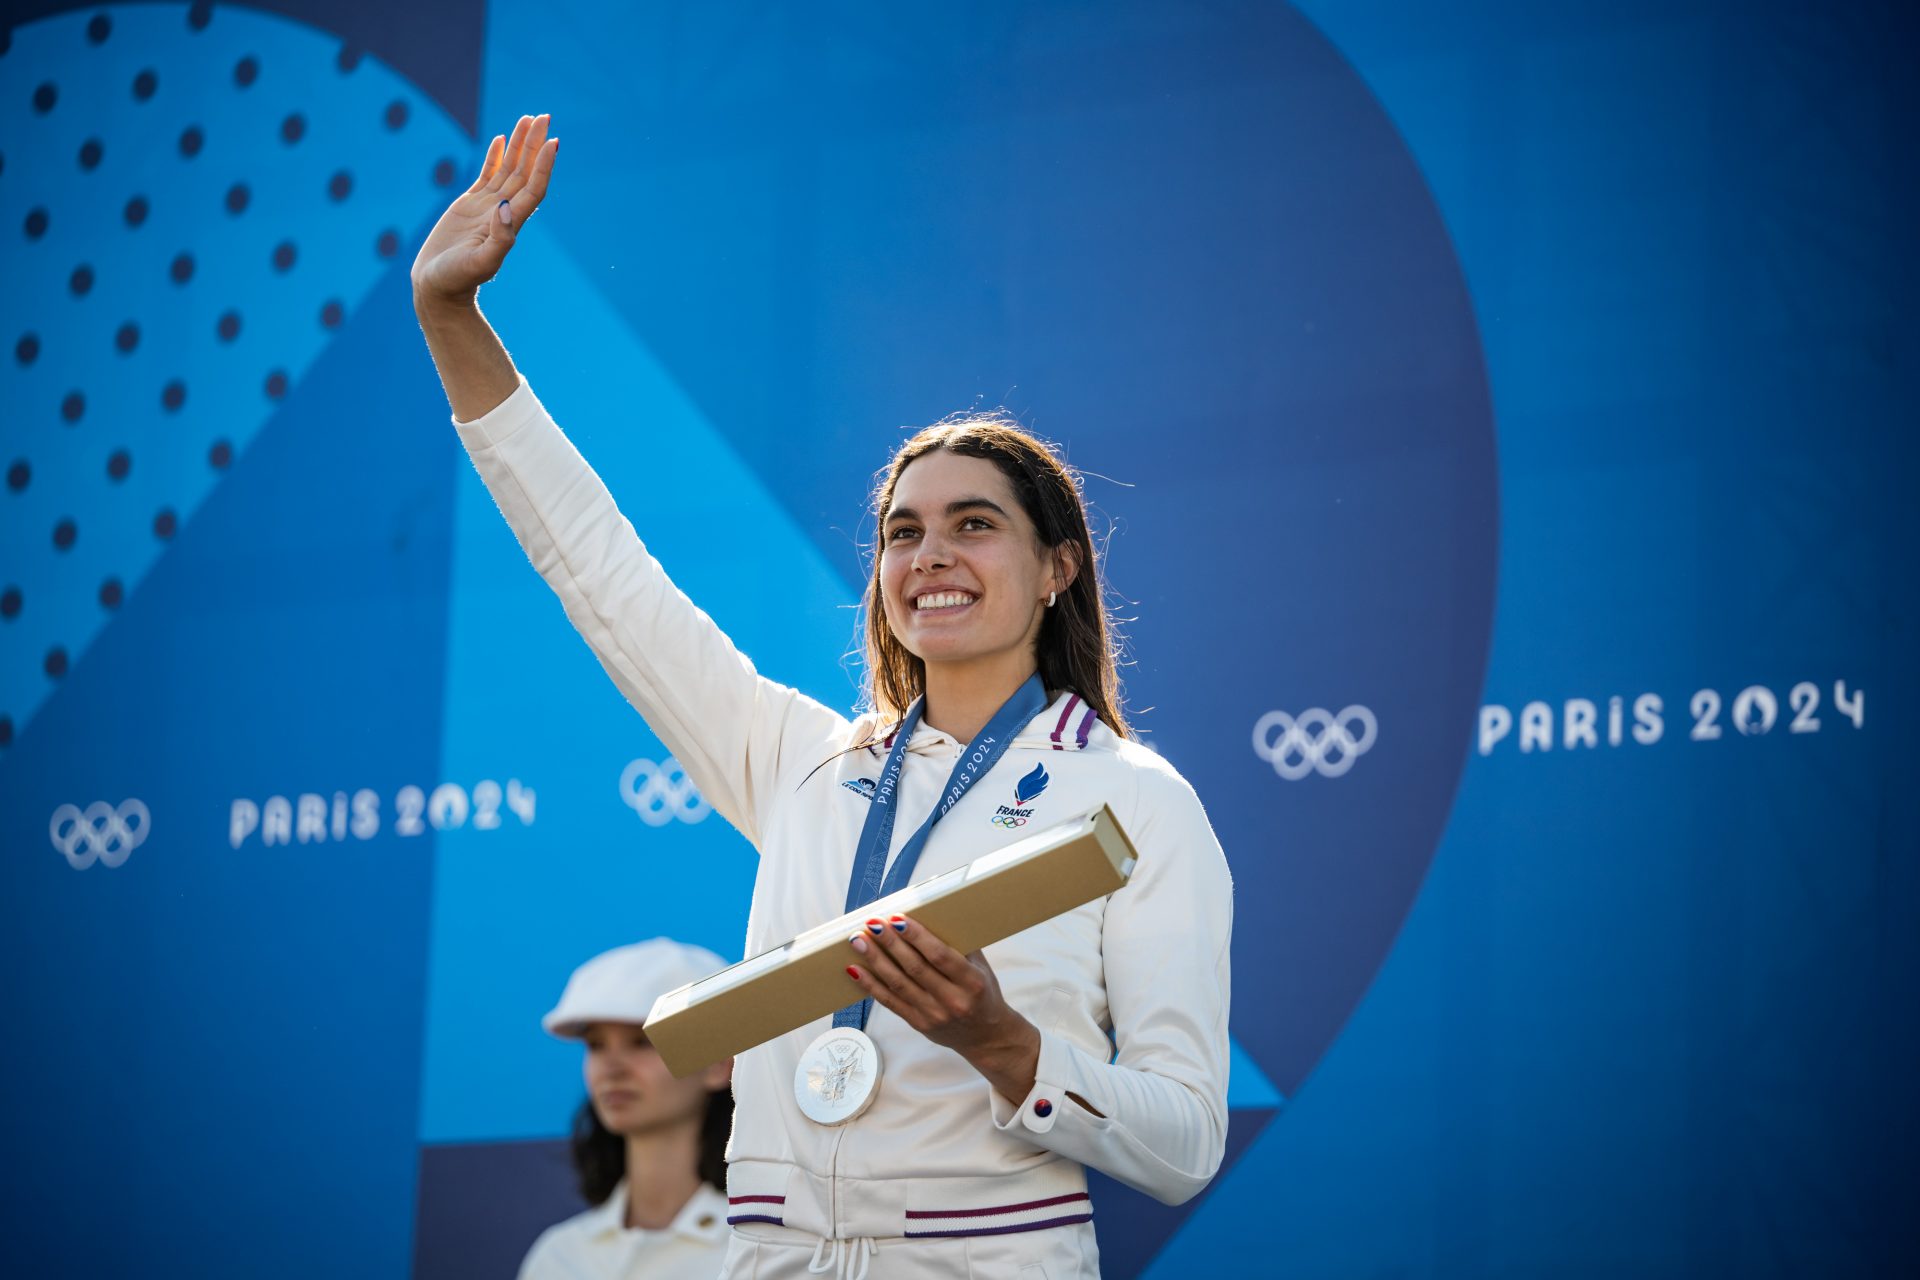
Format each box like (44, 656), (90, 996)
(701, 1056), (734, 1093)
(1051, 541), (1083, 596)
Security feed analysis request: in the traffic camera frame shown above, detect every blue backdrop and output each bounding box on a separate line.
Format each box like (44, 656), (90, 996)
(3, 2), (1914, 1275)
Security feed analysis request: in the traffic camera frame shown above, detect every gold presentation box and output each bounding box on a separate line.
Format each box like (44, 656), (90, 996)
(645, 804), (1139, 1077)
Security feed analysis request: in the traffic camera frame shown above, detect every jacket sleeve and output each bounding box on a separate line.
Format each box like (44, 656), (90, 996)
(452, 378), (848, 849)
(988, 762), (1234, 1205)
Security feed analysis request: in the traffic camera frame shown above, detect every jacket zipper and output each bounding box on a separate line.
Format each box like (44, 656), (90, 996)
(827, 1124), (847, 1238)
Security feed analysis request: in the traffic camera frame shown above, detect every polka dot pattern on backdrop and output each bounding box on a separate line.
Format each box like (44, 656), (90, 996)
(0, 4), (473, 743)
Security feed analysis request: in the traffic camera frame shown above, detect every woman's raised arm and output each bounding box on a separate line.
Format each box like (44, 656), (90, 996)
(411, 113), (558, 422)
(423, 116), (852, 848)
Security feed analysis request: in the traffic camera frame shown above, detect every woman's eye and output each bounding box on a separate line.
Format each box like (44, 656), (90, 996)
(888, 526), (919, 541)
(962, 517), (992, 531)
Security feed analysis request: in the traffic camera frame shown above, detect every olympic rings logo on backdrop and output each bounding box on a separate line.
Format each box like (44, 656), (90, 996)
(991, 814), (1027, 828)
(1251, 706), (1378, 779)
(49, 800), (151, 870)
(619, 757), (712, 827)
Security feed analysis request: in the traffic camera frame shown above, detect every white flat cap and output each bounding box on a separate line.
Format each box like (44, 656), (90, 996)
(542, 938), (727, 1040)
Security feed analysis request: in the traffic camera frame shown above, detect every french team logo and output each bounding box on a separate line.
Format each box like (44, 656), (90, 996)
(841, 777), (878, 801)
(990, 763), (1050, 827)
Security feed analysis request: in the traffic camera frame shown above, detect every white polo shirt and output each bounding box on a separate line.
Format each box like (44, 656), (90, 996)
(518, 1181), (729, 1280)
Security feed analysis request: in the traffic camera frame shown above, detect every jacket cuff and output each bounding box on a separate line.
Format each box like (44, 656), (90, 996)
(451, 376), (540, 448)
(988, 1029), (1107, 1138)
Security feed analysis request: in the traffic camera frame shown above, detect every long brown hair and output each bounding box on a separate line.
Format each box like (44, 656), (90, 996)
(861, 412), (1129, 738)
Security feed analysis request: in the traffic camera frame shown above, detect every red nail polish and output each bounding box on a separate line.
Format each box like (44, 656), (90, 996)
(866, 919), (885, 934)
(846, 966), (861, 980)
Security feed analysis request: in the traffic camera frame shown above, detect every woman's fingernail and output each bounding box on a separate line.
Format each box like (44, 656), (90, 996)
(890, 916), (907, 932)
(850, 936), (868, 955)
(846, 966), (862, 981)
(866, 919), (885, 935)
(497, 200), (511, 225)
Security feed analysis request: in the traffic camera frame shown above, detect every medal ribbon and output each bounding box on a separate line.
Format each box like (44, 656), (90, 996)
(834, 673), (1049, 1031)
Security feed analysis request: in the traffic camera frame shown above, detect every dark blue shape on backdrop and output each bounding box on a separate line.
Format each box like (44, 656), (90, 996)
(527, 0), (1497, 1102)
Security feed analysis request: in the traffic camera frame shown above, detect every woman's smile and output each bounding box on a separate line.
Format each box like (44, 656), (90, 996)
(912, 588), (978, 613)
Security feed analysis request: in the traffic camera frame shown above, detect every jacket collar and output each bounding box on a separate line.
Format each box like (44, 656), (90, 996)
(877, 689), (1108, 755)
(584, 1181), (730, 1244)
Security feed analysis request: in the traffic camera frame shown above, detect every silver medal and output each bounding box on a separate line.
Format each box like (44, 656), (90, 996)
(794, 1026), (882, 1125)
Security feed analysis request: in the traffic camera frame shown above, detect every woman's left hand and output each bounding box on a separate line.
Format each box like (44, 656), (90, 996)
(846, 916), (1041, 1102)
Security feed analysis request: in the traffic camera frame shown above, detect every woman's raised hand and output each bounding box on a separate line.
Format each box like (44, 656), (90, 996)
(410, 114), (558, 308)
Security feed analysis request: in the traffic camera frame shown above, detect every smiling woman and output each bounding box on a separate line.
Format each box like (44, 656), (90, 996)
(412, 113), (1233, 1279)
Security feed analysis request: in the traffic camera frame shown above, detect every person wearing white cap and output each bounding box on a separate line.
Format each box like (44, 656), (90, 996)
(519, 939), (736, 1280)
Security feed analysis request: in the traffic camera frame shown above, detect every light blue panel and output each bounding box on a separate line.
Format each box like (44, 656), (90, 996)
(419, 227), (861, 1142)
(0, 3), (466, 742)
(1227, 1035), (1285, 1109)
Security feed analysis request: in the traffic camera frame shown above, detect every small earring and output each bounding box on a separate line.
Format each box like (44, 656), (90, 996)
(1047, 591), (1057, 608)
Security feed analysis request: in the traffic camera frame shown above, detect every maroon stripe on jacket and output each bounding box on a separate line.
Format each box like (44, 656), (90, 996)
(905, 1212), (1095, 1239)
(904, 1191), (1090, 1220)
(1049, 695), (1082, 750)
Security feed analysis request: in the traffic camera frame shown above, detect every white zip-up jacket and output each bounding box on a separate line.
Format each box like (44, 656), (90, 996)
(455, 381), (1233, 1244)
